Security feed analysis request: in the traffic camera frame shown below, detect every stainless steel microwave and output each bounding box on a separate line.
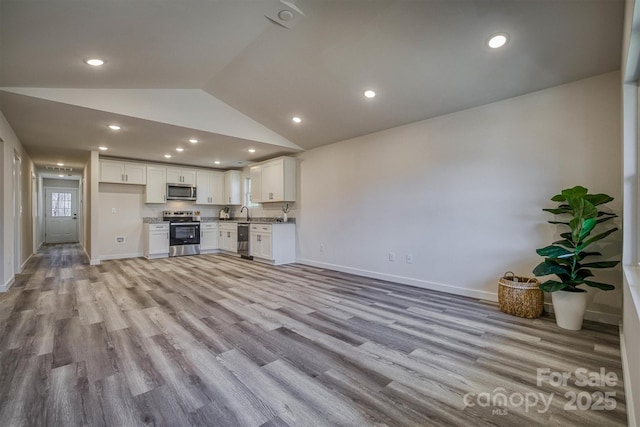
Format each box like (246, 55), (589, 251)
(167, 183), (197, 201)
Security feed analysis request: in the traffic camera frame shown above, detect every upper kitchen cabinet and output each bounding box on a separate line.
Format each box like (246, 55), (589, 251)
(100, 159), (146, 185)
(166, 167), (196, 185)
(224, 170), (242, 205)
(146, 166), (167, 203)
(249, 165), (262, 204)
(196, 171), (224, 205)
(252, 156), (297, 203)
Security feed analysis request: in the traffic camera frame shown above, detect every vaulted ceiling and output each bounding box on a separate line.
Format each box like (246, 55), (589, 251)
(0, 0), (624, 173)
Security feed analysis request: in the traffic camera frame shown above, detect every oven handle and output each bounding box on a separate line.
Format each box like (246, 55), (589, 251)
(171, 222), (200, 226)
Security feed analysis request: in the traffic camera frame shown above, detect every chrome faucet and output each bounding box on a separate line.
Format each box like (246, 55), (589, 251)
(240, 206), (251, 221)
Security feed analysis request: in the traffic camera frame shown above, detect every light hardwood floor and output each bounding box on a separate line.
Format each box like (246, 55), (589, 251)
(0, 244), (628, 426)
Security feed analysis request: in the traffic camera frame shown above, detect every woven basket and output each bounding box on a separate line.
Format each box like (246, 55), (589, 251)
(498, 271), (544, 318)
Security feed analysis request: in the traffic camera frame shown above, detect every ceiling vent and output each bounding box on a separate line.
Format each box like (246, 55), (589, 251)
(46, 165), (73, 172)
(265, 0), (304, 29)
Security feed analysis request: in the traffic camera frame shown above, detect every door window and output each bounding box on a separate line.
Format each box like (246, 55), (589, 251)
(51, 192), (72, 217)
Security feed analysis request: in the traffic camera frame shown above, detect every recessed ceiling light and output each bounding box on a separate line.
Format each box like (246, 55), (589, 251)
(84, 58), (105, 66)
(57, 162), (64, 166)
(98, 146), (108, 151)
(487, 33), (509, 49)
(58, 174), (65, 178)
(164, 154), (172, 158)
(214, 161), (221, 165)
(176, 147), (184, 152)
(248, 148), (256, 153)
(292, 116), (302, 124)
(363, 90), (376, 99)
(189, 139), (198, 143)
(108, 125), (121, 130)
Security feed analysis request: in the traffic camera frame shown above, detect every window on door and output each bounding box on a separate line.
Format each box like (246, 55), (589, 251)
(51, 192), (72, 217)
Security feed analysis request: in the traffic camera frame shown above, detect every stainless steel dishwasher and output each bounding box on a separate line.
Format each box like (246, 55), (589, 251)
(237, 223), (252, 259)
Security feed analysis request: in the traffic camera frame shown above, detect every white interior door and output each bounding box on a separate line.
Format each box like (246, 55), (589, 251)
(45, 188), (79, 243)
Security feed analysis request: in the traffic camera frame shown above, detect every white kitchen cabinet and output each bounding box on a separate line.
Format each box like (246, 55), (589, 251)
(144, 222), (169, 259)
(145, 166), (167, 203)
(219, 222), (238, 253)
(166, 167), (196, 185)
(250, 165), (262, 204)
(200, 222), (219, 253)
(224, 170), (242, 205)
(100, 159), (147, 185)
(250, 157), (296, 203)
(249, 223), (295, 265)
(196, 171), (224, 205)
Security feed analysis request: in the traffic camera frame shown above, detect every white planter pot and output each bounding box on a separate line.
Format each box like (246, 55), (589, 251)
(551, 291), (588, 330)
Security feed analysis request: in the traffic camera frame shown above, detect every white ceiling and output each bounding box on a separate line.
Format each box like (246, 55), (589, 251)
(0, 0), (624, 173)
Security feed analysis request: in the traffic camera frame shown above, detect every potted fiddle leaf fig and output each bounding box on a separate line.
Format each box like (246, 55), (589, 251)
(532, 186), (619, 330)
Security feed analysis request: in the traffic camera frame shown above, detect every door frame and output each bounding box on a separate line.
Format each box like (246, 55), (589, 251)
(12, 151), (21, 274)
(44, 186), (80, 244)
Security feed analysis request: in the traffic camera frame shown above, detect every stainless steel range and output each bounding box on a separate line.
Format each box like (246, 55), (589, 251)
(163, 210), (200, 257)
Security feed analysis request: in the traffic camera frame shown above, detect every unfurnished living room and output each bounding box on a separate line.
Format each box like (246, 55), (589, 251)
(0, 1), (639, 426)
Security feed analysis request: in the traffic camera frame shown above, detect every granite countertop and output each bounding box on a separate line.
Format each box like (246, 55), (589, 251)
(202, 217), (295, 224)
(144, 217), (295, 224)
(143, 217), (169, 224)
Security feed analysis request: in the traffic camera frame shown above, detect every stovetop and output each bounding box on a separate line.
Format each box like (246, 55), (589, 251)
(163, 210), (197, 222)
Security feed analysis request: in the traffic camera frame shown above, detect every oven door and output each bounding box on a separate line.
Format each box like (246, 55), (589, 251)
(170, 222), (201, 246)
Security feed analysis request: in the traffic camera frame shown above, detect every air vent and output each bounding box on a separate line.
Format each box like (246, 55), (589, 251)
(46, 165), (73, 172)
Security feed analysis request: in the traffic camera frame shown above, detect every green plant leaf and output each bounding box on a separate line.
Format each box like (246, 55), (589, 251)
(536, 245), (574, 258)
(581, 261), (620, 269)
(543, 207), (572, 215)
(533, 261), (570, 277)
(574, 269), (594, 280)
(553, 239), (574, 249)
(561, 186), (588, 199)
(579, 218), (597, 241)
(578, 227), (619, 251)
(585, 194), (614, 206)
(583, 280), (616, 291)
(551, 194), (566, 202)
(539, 280), (567, 292)
(578, 251), (602, 260)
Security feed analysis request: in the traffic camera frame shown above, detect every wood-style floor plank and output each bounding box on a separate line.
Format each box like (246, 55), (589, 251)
(0, 243), (628, 426)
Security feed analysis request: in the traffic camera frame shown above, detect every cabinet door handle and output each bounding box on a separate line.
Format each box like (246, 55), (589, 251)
(257, 235), (261, 242)
(121, 174), (125, 182)
(126, 174), (128, 182)
(166, 232), (169, 239)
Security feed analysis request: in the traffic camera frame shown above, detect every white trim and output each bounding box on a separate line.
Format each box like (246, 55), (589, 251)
(100, 252), (144, 261)
(620, 325), (636, 427)
(90, 258), (101, 266)
(297, 258), (621, 325)
(1, 276), (15, 292)
(296, 258), (497, 302)
(19, 253), (33, 272)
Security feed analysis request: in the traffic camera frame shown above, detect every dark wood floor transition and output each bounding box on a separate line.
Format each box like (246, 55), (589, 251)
(0, 244), (627, 426)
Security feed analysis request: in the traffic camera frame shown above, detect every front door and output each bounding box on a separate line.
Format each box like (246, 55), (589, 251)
(45, 188), (79, 243)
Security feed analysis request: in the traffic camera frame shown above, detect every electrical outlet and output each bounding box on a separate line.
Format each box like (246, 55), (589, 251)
(320, 244), (324, 252)
(115, 236), (125, 244)
(406, 254), (413, 264)
(111, 207), (116, 214)
(388, 252), (395, 262)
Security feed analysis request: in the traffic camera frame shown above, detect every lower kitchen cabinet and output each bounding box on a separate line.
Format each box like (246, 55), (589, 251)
(219, 222), (238, 253)
(144, 222), (169, 259)
(249, 223), (295, 265)
(200, 222), (219, 253)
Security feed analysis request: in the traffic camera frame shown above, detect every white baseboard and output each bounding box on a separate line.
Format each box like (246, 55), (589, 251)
(1, 276), (15, 292)
(620, 325), (636, 427)
(296, 258), (621, 325)
(20, 253), (33, 272)
(100, 252), (143, 261)
(296, 258), (498, 302)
